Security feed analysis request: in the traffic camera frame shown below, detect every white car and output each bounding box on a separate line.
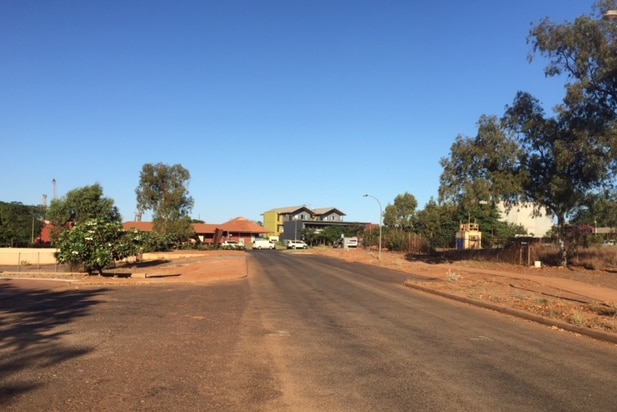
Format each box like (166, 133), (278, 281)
(221, 240), (244, 249)
(253, 239), (275, 249)
(287, 240), (308, 249)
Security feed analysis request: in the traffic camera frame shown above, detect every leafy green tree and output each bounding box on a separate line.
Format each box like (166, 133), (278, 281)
(526, 1), (617, 263)
(135, 163), (195, 243)
(141, 231), (178, 252)
(46, 183), (121, 241)
(439, 115), (522, 209)
(0, 202), (44, 247)
(569, 191), (617, 229)
(530, 0), (617, 123)
(415, 199), (460, 250)
(55, 219), (142, 275)
(441, 94), (616, 265)
(502, 91), (616, 265)
(383, 192), (418, 231)
(314, 225), (363, 246)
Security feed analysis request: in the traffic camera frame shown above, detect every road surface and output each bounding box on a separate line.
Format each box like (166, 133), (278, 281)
(2, 251), (617, 411)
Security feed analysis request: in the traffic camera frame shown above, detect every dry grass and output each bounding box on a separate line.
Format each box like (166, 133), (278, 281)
(568, 246), (617, 271)
(434, 243), (617, 272)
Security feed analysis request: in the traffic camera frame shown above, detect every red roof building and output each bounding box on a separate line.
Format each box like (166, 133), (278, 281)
(123, 217), (269, 245)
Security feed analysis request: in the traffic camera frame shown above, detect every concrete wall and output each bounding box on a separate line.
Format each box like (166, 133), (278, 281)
(0, 248), (58, 265)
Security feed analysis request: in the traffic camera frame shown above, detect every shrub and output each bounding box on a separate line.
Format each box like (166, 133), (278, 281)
(55, 219), (143, 275)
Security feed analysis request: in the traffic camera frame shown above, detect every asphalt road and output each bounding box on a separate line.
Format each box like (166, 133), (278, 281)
(2, 251), (617, 411)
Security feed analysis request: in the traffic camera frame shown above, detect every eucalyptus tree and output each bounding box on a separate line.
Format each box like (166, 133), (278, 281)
(439, 115), (522, 209)
(135, 163), (195, 242)
(530, 0), (617, 124)
(440, 2), (617, 265)
(383, 192), (418, 231)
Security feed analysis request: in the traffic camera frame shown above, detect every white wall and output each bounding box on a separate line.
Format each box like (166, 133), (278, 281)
(0, 248), (58, 265)
(498, 203), (553, 238)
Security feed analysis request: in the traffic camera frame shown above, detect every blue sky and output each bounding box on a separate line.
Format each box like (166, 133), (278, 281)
(1, 1), (595, 224)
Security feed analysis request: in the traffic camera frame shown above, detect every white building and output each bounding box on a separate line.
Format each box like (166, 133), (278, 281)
(498, 202), (554, 238)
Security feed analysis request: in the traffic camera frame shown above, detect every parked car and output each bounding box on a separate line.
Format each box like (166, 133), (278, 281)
(221, 240), (244, 250)
(287, 240), (308, 249)
(253, 239), (275, 250)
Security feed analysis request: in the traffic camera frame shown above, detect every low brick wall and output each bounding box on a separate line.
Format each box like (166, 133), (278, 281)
(0, 248), (58, 265)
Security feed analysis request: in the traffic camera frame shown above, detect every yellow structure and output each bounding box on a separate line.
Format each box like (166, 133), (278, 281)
(261, 206), (314, 238)
(456, 223), (482, 250)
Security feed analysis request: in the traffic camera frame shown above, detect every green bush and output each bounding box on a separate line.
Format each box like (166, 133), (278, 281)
(55, 219), (143, 275)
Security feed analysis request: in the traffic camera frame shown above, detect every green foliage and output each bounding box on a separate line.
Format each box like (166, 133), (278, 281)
(524, 1), (617, 264)
(439, 115), (522, 208)
(569, 191), (617, 228)
(302, 224), (364, 246)
(152, 215), (195, 246)
(530, 0), (617, 123)
(415, 199), (460, 250)
(501, 90), (616, 265)
(0, 201), (44, 247)
(46, 183), (121, 242)
(438, 2), (617, 266)
(55, 219), (143, 275)
(141, 231), (179, 252)
(383, 192), (418, 231)
(135, 163), (194, 242)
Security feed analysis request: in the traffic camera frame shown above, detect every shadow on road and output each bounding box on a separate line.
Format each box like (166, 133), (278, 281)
(0, 282), (109, 404)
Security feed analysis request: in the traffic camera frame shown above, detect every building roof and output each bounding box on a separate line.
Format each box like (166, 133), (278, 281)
(220, 217), (270, 233)
(262, 206), (314, 215)
(123, 221), (154, 232)
(192, 223), (220, 234)
(312, 207), (346, 216)
(123, 218), (269, 235)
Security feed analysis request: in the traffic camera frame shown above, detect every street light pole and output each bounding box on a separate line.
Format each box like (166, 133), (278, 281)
(363, 194), (382, 260)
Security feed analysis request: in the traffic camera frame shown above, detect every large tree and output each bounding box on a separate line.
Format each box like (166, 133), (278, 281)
(46, 183), (121, 240)
(135, 163), (194, 241)
(440, 3), (617, 265)
(383, 192), (418, 231)
(530, 0), (617, 124)
(503, 92), (617, 260)
(439, 115), (522, 208)
(441, 94), (616, 265)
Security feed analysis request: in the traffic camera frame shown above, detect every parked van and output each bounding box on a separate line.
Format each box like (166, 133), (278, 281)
(253, 239), (275, 250)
